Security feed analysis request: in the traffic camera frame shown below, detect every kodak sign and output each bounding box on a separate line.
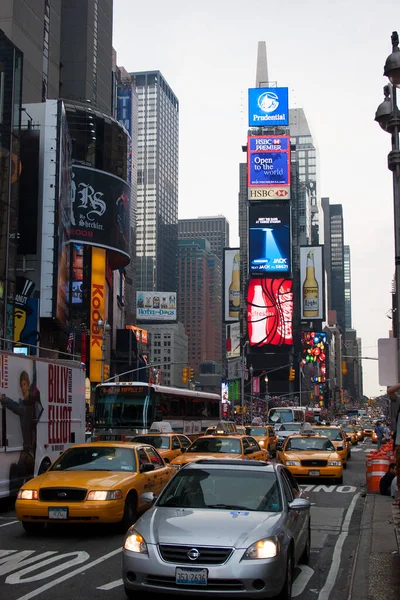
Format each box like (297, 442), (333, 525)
(90, 247), (106, 382)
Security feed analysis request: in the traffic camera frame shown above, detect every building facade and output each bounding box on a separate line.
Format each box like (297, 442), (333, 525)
(146, 322), (188, 387)
(178, 217), (230, 260)
(131, 70), (179, 293)
(344, 244), (352, 330)
(322, 199), (346, 333)
(177, 239), (222, 375)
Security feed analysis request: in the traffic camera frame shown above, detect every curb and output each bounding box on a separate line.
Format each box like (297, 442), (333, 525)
(392, 504), (400, 553)
(348, 493), (372, 600)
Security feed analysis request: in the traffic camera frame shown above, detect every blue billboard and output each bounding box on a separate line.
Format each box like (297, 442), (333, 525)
(249, 204), (291, 274)
(248, 87), (289, 127)
(248, 136), (290, 187)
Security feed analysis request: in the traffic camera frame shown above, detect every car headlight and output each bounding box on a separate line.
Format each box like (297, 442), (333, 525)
(17, 489), (38, 500)
(124, 529), (148, 553)
(286, 460), (300, 466)
(328, 461), (342, 466)
(244, 537), (278, 559)
(87, 490), (123, 501)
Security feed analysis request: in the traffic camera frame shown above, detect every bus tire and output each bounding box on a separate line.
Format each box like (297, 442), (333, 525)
(121, 492), (138, 532)
(22, 522), (45, 535)
(38, 457), (52, 475)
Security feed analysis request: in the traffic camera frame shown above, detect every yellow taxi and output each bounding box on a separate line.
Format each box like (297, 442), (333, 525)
(131, 433), (192, 463)
(355, 424), (365, 442)
(15, 442), (174, 535)
(312, 426), (349, 468)
(277, 430), (343, 484)
(362, 422), (374, 437)
(372, 430), (378, 444)
(170, 433), (269, 469)
(341, 426), (358, 445)
(245, 425), (278, 457)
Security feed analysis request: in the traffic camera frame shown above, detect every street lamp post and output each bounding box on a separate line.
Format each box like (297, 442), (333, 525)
(265, 374), (269, 417)
(249, 364), (254, 423)
(97, 318), (111, 382)
(241, 341), (249, 425)
(375, 31), (400, 379)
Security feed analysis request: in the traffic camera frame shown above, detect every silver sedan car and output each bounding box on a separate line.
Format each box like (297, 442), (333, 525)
(122, 459), (311, 599)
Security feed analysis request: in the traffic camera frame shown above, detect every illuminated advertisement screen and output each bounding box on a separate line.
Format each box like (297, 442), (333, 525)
(247, 136), (290, 188)
(247, 279), (293, 347)
(249, 204), (291, 274)
(248, 87), (289, 127)
(301, 331), (327, 383)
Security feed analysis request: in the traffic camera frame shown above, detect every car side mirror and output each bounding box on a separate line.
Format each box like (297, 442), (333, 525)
(288, 498), (311, 511)
(140, 492), (157, 504)
(244, 447), (254, 455)
(140, 462), (155, 473)
(181, 447), (187, 453)
(337, 445), (344, 451)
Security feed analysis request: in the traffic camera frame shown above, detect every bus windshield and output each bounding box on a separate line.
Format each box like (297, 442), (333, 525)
(94, 386), (153, 429)
(268, 408), (304, 424)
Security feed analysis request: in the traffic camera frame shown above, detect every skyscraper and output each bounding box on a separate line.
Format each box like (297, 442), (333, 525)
(131, 70), (179, 292)
(322, 199), (346, 333)
(344, 245), (352, 330)
(178, 217), (230, 260)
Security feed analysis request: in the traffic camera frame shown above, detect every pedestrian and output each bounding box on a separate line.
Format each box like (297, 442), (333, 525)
(379, 463), (397, 496)
(374, 421), (385, 449)
(382, 422), (391, 443)
(386, 384), (400, 506)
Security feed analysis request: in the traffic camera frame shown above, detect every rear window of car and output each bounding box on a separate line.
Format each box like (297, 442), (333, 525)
(187, 437), (241, 454)
(314, 428), (343, 441)
(157, 468), (282, 512)
(132, 435), (169, 449)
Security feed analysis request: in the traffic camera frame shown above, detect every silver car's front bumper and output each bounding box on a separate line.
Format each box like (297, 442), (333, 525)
(122, 544), (287, 598)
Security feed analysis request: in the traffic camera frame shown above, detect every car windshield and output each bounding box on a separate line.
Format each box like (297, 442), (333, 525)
(279, 424), (301, 432)
(246, 427), (267, 436)
(314, 429), (343, 441)
(132, 435), (170, 449)
(285, 437), (335, 451)
(187, 437), (242, 454)
(343, 428), (355, 433)
(157, 468), (282, 512)
(50, 446), (136, 472)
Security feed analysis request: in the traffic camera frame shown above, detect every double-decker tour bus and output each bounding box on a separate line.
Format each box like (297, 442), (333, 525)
(93, 382), (221, 440)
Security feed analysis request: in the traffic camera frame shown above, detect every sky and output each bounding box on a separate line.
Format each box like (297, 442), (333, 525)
(113, 0), (400, 397)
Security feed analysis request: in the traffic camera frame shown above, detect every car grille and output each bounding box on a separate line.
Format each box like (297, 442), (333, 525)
(146, 575), (244, 591)
(301, 460), (327, 467)
(159, 544), (233, 565)
(39, 488), (87, 502)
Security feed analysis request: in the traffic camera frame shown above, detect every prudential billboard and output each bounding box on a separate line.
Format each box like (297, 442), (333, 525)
(248, 87), (289, 127)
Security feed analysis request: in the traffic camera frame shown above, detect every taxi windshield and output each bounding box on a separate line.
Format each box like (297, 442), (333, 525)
(132, 435), (170, 449)
(246, 427), (267, 436)
(314, 428), (343, 441)
(285, 437), (335, 452)
(51, 446), (136, 472)
(187, 437), (241, 454)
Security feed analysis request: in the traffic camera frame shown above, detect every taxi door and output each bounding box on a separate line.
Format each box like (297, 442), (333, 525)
(245, 437), (269, 461)
(144, 446), (173, 495)
(169, 436), (182, 462)
(136, 447), (159, 509)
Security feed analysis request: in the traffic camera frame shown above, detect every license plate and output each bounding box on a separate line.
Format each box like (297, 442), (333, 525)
(48, 507), (68, 520)
(309, 470), (320, 476)
(176, 567), (208, 586)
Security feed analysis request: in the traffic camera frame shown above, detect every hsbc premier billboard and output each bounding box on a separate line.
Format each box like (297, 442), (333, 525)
(247, 135), (290, 200)
(247, 278), (293, 347)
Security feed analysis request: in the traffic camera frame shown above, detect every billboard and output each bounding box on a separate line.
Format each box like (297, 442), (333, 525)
(301, 331), (327, 383)
(249, 204), (291, 274)
(223, 248), (240, 322)
(247, 278), (293, 347)
(248, 87), (289, 127)
(136, 292), (177, 321)
(226, 322), (240, 358)
(70, 165), (130, 269)
(300, 246), (324, 320)
(71, 244), (84, 304)
(247, 136), (290, 199)
(90, 248), (106, 382)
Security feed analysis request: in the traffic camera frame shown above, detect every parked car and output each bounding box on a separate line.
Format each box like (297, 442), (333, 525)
(122, 458), (311, 599)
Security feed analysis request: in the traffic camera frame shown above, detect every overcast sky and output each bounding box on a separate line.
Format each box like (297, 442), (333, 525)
(113, 0), (400, 397)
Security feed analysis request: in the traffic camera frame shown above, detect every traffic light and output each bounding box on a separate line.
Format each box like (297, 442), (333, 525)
(189, 368), (194, 380)
(342, 361), (348, 375)
(103, 364), (110, 380)
(289, 367), (295, 381)
(182, 367), (189, 383)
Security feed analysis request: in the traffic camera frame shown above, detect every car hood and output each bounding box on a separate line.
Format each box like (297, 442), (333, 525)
(171, 453), (241, 465)
(285, 451), (340, 461)
(23, 470), (138, 490)
(136, 507), (282, 548)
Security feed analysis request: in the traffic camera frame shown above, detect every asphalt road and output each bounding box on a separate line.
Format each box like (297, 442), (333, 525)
(0, 439), (371, 600)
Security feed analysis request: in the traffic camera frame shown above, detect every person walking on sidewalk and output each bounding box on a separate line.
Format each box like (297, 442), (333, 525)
(374, 421), (385, 449)
(386, 384), (400, 506)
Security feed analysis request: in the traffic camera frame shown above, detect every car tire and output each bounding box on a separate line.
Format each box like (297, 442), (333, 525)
(22, 522), (45, 535)
(336, 476), (343, 485)
(121, 492), (138, 532)
(343, 462), (347, 469)
(299, 524), (311, 565)
(124, 586), (135, 599)
(347, 450), (351, 459)
(274, 550), (293, 599)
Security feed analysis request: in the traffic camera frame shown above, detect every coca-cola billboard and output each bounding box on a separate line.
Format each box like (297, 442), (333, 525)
(247, 278), (293, 346)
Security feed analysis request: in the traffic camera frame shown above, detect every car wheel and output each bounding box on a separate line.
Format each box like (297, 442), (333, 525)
(124, 586), (135, 599)
(274, 550), (293, 599)
(343, 462), (347, 469)
(121, 493), (138, 532)
(347, 450), (351, 459)
(299, 524), (311, 565)
(336, 476), (343, 485)
(22, 522), (46, 535)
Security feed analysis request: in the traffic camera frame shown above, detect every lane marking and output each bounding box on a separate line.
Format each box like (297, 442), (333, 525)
(7, 552), (90, 584)
(293, 565), (314, 597)
(97, 578), (123, 590)
(0, 521), (19, 528)
(317, 492), (360, 600)
(15, 547), (121, 600)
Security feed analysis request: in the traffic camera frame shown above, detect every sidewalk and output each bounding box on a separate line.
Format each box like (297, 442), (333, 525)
(351, 493), (400, 600)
